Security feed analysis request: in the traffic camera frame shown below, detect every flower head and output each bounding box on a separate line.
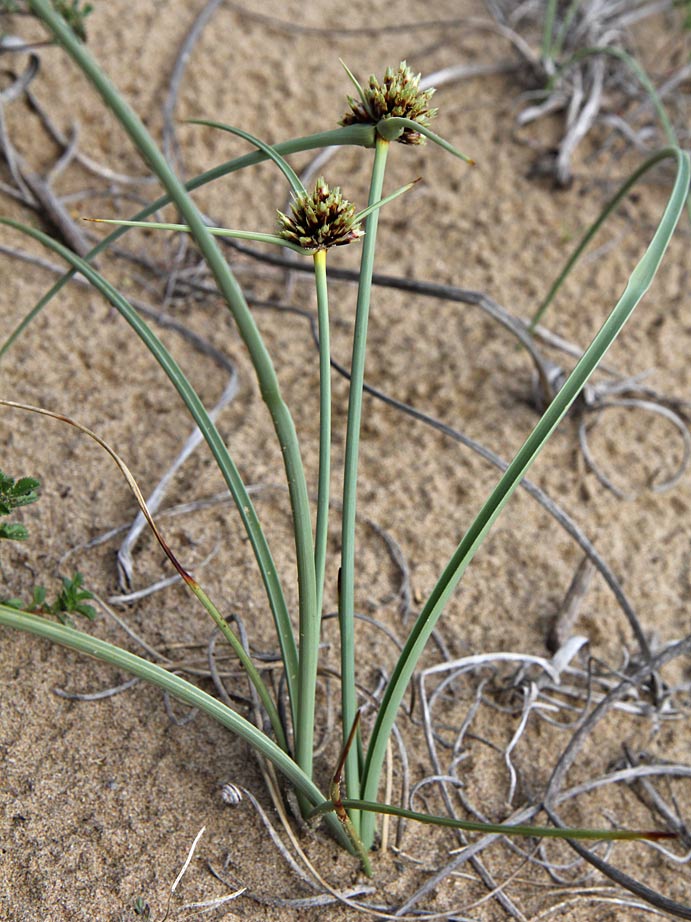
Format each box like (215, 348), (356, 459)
(277, 177), (364, 252)
(340, 61), (437, 145)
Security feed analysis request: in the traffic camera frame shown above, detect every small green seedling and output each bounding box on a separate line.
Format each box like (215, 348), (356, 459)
(46, 571), (97, 624)
(0, 469), (40, 541)
(0, 470), (95, 622)
(132, 896), (151, 919)
(3, 572), (96, 626)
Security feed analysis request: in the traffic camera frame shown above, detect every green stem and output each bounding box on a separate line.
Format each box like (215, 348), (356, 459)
(313, 249), (331, 618)
(30, 0), (318, 775)
(339, 136), (390, 836)
(330, 800), (372, 877)
(328, 711), (372, 876)
(291, 250), (329, 792)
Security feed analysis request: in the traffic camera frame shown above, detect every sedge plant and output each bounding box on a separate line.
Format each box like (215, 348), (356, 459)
(537, 0), (690, 194)
(0, 0), (689, 880)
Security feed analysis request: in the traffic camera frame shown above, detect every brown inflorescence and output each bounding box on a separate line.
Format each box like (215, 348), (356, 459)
(340, 61), (437, 145)
(277, 177), (364, 251)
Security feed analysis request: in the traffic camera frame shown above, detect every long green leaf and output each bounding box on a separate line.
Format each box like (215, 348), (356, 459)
(555, 46), (691, 232)
(531, 149), (681, 330)
(1, 396), (288, 750)
(311, 798), (673, 842)
(187, 119), (306, 197)
(360, 146), (690, 849)
(559, 46), (679, 152)
(85, 218), (307, 254)
(0, 604), (349, 849)
(0, 216), (299, 726)
(0, 124), (375, 362)
(541, 0), (560, 60)
(29, 0), (320, 778)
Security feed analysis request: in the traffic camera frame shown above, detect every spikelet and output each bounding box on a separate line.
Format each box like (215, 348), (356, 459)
(340, 61), (437, 145)
(277, 177), (364, 251)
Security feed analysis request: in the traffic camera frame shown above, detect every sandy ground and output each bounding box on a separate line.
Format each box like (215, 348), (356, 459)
(1, 2), (690, 920)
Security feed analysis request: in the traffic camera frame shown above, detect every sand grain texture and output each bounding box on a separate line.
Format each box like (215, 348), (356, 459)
(1, 2), (690, 920)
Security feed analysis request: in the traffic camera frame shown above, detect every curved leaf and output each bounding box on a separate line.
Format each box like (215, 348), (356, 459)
(360, 146), (691, 849)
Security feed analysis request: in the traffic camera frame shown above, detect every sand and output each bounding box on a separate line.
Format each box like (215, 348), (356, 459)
(1, 2), (690, 920)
